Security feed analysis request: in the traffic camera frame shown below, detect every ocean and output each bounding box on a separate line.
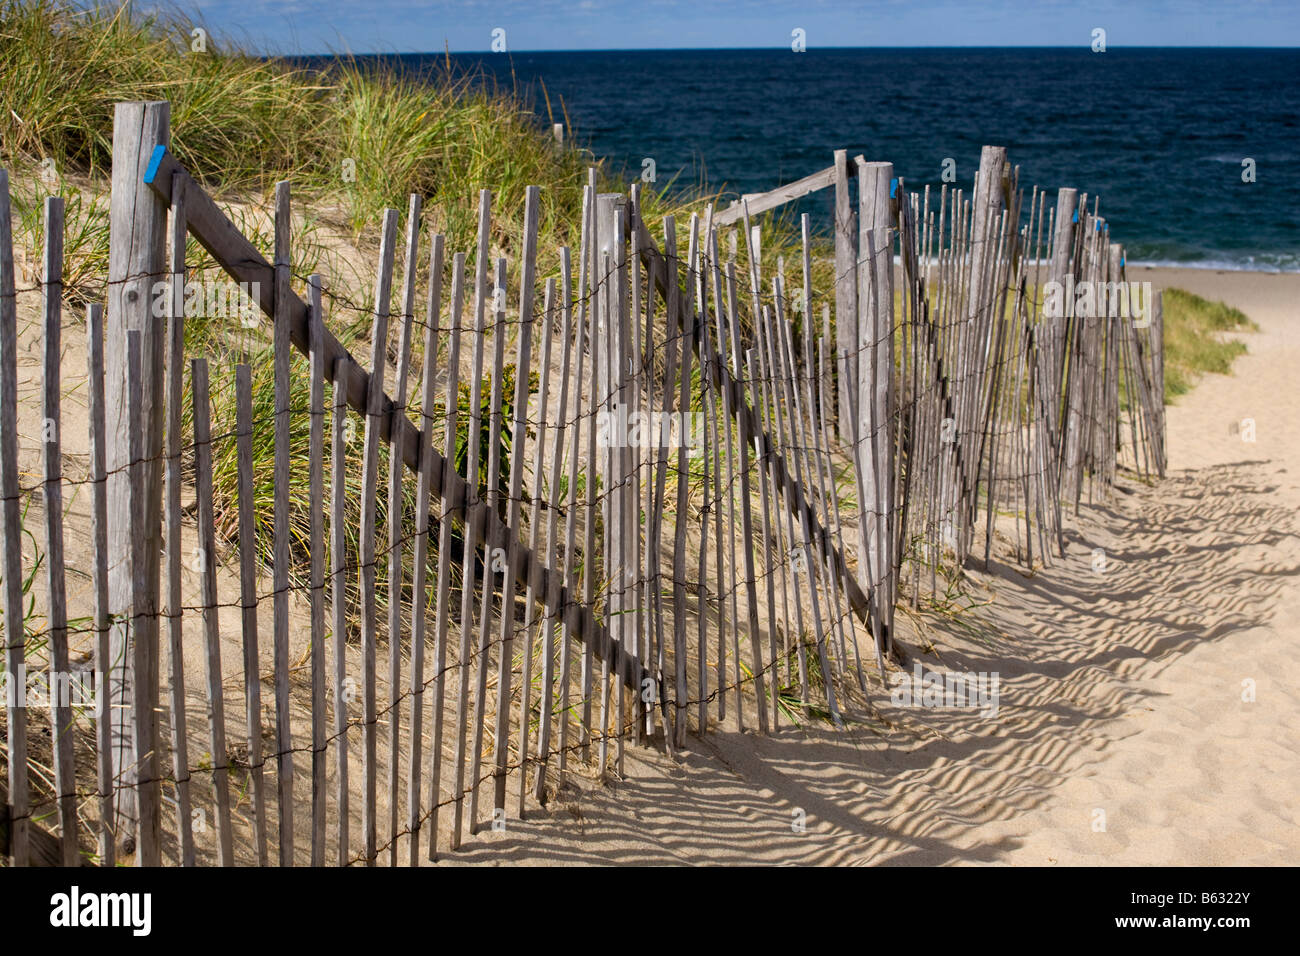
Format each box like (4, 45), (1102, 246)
(337, 48), (1300, 271)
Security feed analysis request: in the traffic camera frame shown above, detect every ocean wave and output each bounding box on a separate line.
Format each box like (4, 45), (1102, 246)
(1126, 258), (1300, 274)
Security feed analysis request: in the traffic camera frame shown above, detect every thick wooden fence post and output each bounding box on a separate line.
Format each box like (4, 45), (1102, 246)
(833, 149), (857, 447)
(595, 193), (634, 752)
(855, 160), (894, 657)
(106, 101), (170, 861)
(1048, 187), (1079, 411)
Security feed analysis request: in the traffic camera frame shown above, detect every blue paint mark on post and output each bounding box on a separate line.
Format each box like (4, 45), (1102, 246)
(142, 144), (168, 186)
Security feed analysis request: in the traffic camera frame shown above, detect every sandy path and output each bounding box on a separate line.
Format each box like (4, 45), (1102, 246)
(439, 267), (1300, 866)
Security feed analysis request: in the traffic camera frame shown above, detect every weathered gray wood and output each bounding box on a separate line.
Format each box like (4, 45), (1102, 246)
(594, 193), (628, 768)
(752, 312), (793, 722)
(1048, 188), (1079, 411)
(767, 288), (817, 680)
(856, 161), (895, 664)
(407, 232), (444, 865)
(452, 191), (491, 849)
(358, 209), (400, 865)
(706, 230), (741, 725)
(629, 194), (647, 745)
(737, 204), (774, 733)
(329, 359), (352, 865)
(833, 149), (858, 447)
(613, 205), (632, 772)
(126, 334), (161, 866)
(498, 265), (545, 813)
(426, 256), (466, 860)
(580, 170), (600, 763)
(386, 194), (421, 865)
(556, 194), (591, 782)
(490, 188), (541, 815)
(596, 251), (613, 768)
(695, 219), (721, 735)
(528, 257), (573, 809)
(719, 263), (752, 730)
(190, 356), (233, 866)
(270, 181), (296, 865)
(756, 295), (801, 720)
(670, 223), (694, 747)
(712, 162), (842, 227)
(234, 364), (268, 865)
(107, 103), (170, 856)
(308, 276), (328, 867)
(162, 176), (194, 867)
(39, 196), (78, 865)
(814, 331), (864, 685)
(776, 307), (842, 719)
(473, 256), (509, 830)
(85, 302), (115, 866)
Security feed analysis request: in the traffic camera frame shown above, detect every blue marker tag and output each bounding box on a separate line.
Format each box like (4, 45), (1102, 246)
(1072, 208), (1079, 223)
(142, 144), (168, 185)
(890, 177), (898, 198)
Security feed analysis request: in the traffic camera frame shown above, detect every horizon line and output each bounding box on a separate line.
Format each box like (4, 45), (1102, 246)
(277, 43), (1300, 56)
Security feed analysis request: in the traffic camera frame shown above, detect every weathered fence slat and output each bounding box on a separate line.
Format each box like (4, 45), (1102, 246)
(426, 257), (467, 860)
(41, 196), (78, 864)
(235, 364), (269, 865)
(308, 275), (329, 867)
(528, 260), (574, 809)
(452, 192), (491, 849)
(407, 232), (444, 864)
(86, 302), (115, 867)
(386, 194), (421, 865)
(190, 356), (233, 866)
(330, 360), (352, 865)
(0, 169), (30, 868)
(271, 181), (296, 865)
(163, 177), (195, 867)
(127, 334), (162, 866)
(358, 208), (400, 864)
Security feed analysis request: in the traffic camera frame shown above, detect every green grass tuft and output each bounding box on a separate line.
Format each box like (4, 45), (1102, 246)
(1161, 287), (1257, 400)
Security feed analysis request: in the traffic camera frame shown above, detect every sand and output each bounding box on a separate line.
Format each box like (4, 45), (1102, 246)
(440, 266), (1300, 866)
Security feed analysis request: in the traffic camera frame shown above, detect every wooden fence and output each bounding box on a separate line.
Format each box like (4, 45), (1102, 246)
(0, 100), (1165, 866)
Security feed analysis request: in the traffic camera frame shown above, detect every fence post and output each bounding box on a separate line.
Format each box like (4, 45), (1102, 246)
(106, 100), (170, 862)
(595, 192), (633, 749)
(855, 160), (894, 658)
(833, 149), (857, 446)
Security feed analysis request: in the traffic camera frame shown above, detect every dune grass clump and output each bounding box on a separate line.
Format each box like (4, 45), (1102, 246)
(1160, 287), (1257, 399)
(0, 0), (623, 252)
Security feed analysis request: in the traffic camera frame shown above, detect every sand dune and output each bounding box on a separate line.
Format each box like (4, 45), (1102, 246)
(442, 267), (1300, 866)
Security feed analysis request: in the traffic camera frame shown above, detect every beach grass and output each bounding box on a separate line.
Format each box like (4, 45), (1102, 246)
(1160, 287), (1257, 399)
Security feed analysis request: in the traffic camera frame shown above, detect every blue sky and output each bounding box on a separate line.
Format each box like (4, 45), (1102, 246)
(176, 0), (1300, 54)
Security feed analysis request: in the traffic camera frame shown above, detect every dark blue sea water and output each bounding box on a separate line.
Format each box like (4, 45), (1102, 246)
(337, 49), (1300, 270)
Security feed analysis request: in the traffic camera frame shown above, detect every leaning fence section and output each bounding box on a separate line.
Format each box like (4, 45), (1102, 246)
(0, 100), (1164, 866)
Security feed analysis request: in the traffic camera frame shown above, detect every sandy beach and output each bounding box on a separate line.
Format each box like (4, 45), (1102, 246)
(438, 266), (1300, 866)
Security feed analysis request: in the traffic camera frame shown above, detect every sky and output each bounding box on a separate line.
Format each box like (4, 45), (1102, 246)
(171, 0), (1300, 55)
